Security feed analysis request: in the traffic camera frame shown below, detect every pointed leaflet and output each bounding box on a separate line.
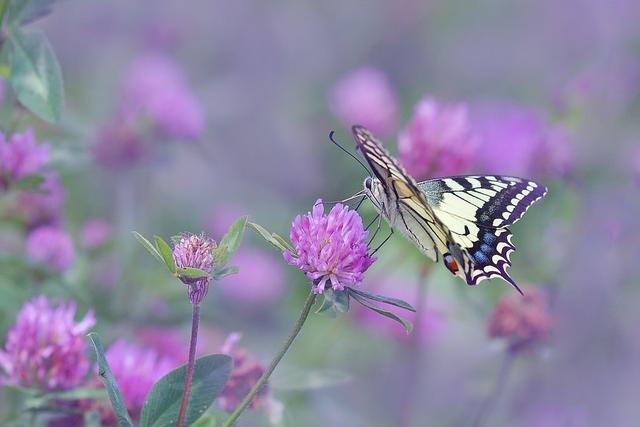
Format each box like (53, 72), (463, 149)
(212, 216), (247, 269)
(132, 232), (163, 264)
(348, 288), (415, 312)
(4, 29), (64, 122)
(349, 291), (413, 333)
(247, 222), (295, 254)
(87, 333), (134, 427)
(154, 236), (177, 274)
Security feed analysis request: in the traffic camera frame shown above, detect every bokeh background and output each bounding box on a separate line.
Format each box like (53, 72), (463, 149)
(1, 1), (639, 426)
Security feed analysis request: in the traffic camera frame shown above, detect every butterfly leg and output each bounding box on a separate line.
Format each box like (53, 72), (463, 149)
(353, 195), (366, 212)
(365, 214), (380, 232)
(367, 215), (383, 246)
(370, 229), (394, 256)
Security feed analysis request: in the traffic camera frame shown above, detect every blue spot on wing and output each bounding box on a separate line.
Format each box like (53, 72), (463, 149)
(474, 251), (488, 263)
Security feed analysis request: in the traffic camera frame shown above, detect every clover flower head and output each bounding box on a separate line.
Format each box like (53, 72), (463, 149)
(172, 233), (216, 304)
(284, 200), (375, 294)
(0, 296), (95, 391)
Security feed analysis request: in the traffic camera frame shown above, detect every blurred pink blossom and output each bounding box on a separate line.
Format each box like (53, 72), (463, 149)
(398, 96), (479, 180)
(473, 105), (574, 178)
(487, 286), (553, 353)
(331, 67), (398, 137)
(136, 327), (188, 363)
(11, 172), (65, 229)
(219, 248), (286, 305)
(93, 120), (146, 170)
(0, 129), (49, 188)
(80, 218), (112, 250)
(26, 226), (75, 273)
(0, 296), (95, 390)
(122, 54), (204, 140)
(102, 340), (176, 422)
(218, 333), (267, 413)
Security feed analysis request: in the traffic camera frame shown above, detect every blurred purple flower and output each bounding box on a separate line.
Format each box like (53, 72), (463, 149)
(103, 340), (176, 421)
(93, 120), (146, 170)
(219, 248), (286, 305)
(331, 67), (398, 137)
(284, 199), (375, 294)
(473, 106), (574, 178)
(398, 97), (479, 180)
(80, 218), (112, 250)
(136, 327), (188, 364)
(218, 333), (267, 413)
(354, 276), (445, 343)
(0, 129), (49, 189)
(26, 226), (75, 273)
(11, 172), (64, 229)
(206, 204), (246, 239)
(122, 54), (204, 140)
(0, 296), (95, 390)
(173, 233), (215, 304)
(488, 287), (553, 353)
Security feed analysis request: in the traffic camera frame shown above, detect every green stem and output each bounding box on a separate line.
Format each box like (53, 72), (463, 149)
(0, 0), (11, 29)
(176, 304), (200, 427)
(223, 291), (317, 427)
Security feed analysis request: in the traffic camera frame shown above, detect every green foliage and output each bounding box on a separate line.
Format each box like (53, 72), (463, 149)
(139, 355), (232, 427)
(212, 216), (247, 269)
(348, 290), (413, 333)
(316, 289), (350, 317)
(348, 288), (416, 312)
(155, 235), (177, 274)
(247, 221), (295, 254)
(132, 232), (164, 265)
(87, 333), (134, 427)
(2, 28), (64, 122)
(6, 0), (58, 25)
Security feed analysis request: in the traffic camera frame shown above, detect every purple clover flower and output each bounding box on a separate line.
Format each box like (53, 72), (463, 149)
(331, 67), (398, 137)
(0, 296), (95, 391)
(0, 129), (49, 189)
(487, 286), (553, 353)
(12, 172), (65, 230)
(172, 233), (215, 304)
(103, 340), (176, 422)
(80, 218), (112, 250)
(284, 200), (375, 294)
(26, 226), (76, 273)
(398, 96), (479, 180)
(121, 54), (204, 140)
(218, 333), (267, 413)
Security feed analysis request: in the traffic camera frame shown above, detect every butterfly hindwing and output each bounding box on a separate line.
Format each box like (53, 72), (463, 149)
(418, 176), (547, 288)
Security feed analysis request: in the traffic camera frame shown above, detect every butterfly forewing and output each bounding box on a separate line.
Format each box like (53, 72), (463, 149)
(351, 125), (547, 291)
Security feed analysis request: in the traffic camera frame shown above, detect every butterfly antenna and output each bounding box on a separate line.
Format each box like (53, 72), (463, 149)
(314, 191), (365, 208)
(328, 131), (371, 175)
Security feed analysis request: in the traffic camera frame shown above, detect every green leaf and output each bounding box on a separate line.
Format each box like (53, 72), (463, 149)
(12, 174), (44, 191)
(177, 267), (210, 280)
(4, 29), (64, 123)
(213, 265), (239, 280)
(87, 333), (134, 427)
(133, 232), (163, 264)
(6, 0), (58, 26)
(154, 236), (177, 274)
(348, 288), (416, 312)
(212, 216), (247, 268)
(350, 292), (413, 333)
(139, 354), (232, 427)
(316, 289), (349, 317)
(191, 415), (217, 427)
(247, 222), (294, 254)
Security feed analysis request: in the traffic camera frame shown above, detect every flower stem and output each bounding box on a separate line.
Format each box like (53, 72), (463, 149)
(223, 291), (317, 427)
(0, 0), (11, 28)
(177, 304), (201, 427)
(468, 351), (514, 427)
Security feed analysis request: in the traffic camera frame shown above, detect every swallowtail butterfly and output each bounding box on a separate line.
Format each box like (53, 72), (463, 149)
(352, 125), (547, 294)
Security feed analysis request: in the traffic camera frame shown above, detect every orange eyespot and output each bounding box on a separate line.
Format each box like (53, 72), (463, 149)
(444, 253), (459, 274)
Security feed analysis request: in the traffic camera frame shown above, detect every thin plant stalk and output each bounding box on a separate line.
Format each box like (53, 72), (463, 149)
(223, 291), (317, 427)
(399, 265), (429, 427)
(177, 304), (201, 427)
(468, 351), (515, 427)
